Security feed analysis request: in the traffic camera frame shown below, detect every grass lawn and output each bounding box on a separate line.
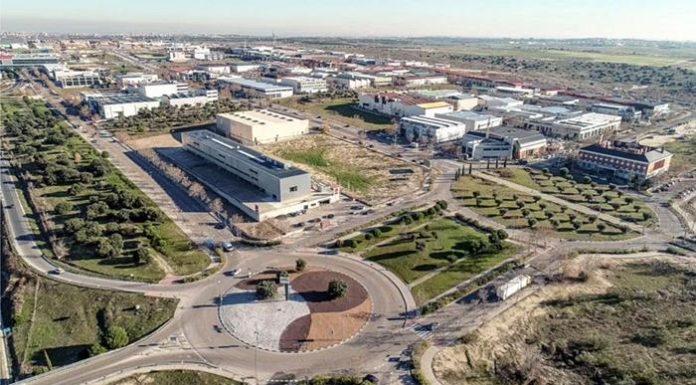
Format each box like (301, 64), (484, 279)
(362, 217), (518, 304)
(11, 275), (177, 376)
(110, 370), (240, 385)
(664, 135), (696, 173)
(452, 175), (638, 241)
(277, 97), (394, 131)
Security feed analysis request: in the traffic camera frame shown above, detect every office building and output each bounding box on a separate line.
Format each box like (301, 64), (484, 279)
(183, 130), (311, 202)
(399, 115), (468, 143)
(278, 76), (328, 94)
(591, 103), (642, 122)
(397, 75), (448, 88)
(197, 65), (230, 75)
(168, 51), (187, 62)
(327, 73), (373, 90)
(0, 52), (59, 68)
(358, 93), (453, 117)
(577, 142), (672, 181)
(219, 77), (293, 98)
(164, 89), (218, 107)
(461, 126), (547, 160)
(52, 69), (101, 88)
(436, 111), (503, 132)
(136, 82), (187, 99)
(116, 72), (159, 87)
(541, 113), (622, 140)
(230, 63), (261, 73)
(86, 93), (160, 120)
(216, 109), (309, 145)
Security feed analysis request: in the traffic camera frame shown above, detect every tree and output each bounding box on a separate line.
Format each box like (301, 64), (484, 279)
(133, 247), (150, 266)
(328, 280), (348, 299)
(295, 258), (307, 272)
(88, 343), (108, 357)
(559, 167), (569, 177)
(256, 281), (277, 300)
(54, 202), (74, 215)
(597, 223), (607, 232)
(105, 326), (129, 349)
(109, 233), (124, 255)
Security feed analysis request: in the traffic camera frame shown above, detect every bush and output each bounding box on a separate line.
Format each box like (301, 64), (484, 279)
(133, 247), (150, 266)
(105, 326), (129, 349)
(295, 258), (307, 272)
(54, 202), (74, 215)
(328, 280), (348, 299)
(88, 343), (108, 357)
(256, 280), (277, 299)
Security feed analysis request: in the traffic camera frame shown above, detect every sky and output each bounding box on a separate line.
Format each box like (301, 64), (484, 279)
(2, 0), (695, 41)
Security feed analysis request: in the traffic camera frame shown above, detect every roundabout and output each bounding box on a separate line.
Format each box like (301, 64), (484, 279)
(219, 268), (372, 352)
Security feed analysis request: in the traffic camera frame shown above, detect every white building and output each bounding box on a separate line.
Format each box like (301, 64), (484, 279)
(198, 65), (230, 75)
(478, 95), (524, 110)
(230, 63), (261, 73)
(541, 113), (622, 140)
(86, 93), (160, 120)
(116, 72), (159, 87)
(164, 89), (218, 107)
(52, 69), (101, 88)
(495, 86), (536, 98)
(219, 77), (293, 99)
(435, 111), (503, 132)
(216, 109), (309, 145)
(278, 76), (328, 94)
(400, 115), (468, 143)
(398, 75), (448, 88)
(193, 47), (210, 60)
(168, 51), (187, 62)
(327, 74), (372, 90)
(415, 90), (478, 111)
(358, 93), (453, 117)
(136, 82), (187, 99)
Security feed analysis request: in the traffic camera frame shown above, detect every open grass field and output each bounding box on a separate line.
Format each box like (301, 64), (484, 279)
(664, 135), (696, 173)
(261, 134), (423, 203)
(492, 168), (656, 227)
(435, 259), (696, 385)
(11, 275), (177, 376)
(452, 175), (637, 241)
(110, 370), (240, 385)
(360, 217), (518, 304)
(277, 97), (394, 131)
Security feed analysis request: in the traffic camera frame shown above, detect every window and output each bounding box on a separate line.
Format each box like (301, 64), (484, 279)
(289, 186), (298, 192)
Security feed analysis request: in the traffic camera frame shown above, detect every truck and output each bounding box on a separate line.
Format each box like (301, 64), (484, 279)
(496, 274), (532, 301)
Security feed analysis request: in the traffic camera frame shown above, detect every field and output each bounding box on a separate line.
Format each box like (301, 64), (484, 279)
(276, 97), (394, 131)
(110, 370), (239, 385)
(452, 175), (637, 241)
(261, 134), (423, 203)
(434, 258), (696, 385)
(664, 135), (696, 173)
(8, 263), (177, 376)
(492, 168), (656, 227)
(359, 216), (518, 304)
(3, 99), (209, 281)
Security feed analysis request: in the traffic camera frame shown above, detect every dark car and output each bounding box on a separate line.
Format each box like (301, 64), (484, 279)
(363, 374), (379, 385)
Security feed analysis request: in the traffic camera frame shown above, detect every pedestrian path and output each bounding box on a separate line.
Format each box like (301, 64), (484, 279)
(408, 323), (435, 340)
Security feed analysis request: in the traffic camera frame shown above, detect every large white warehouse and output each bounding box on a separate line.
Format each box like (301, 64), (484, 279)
(216, 109), (309, 145)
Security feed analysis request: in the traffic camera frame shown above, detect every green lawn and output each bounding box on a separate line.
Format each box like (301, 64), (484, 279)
(110, 370), (240, 385)
(361, 217), (517, 304)
(11, 275), (177, 376)
(277, 97), (394, 131)
(452, 175), (638, 241)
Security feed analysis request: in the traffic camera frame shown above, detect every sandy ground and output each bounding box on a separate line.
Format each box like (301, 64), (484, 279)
(304, 299), (371, 351)
(260, 134), (424, 204)
(433, 257), (614, 385)
(126, 133), (183, 150)
(639, 121), (696, 147)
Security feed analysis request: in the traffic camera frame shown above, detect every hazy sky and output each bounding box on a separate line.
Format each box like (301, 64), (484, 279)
(2, 0), (695, 41)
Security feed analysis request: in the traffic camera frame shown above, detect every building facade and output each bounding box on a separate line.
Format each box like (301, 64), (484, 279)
(399, 115), (468, 143)
(278, 76), (328, 94)
(216, 109), (309, 145)
(577, 143), (673, 181)
(52, 69), (101, 88)
(436, 111), (503, 132)
(219, 77), (294, 98)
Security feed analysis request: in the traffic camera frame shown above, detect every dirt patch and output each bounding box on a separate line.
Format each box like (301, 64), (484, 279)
(303, 298), (371, 351)
(126, 133), (182, 150)
(278, 314), (311, 352)
(290, 271), (369, 312)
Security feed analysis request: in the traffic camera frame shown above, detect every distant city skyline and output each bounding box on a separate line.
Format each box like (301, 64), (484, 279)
(2, 0), (696, 42)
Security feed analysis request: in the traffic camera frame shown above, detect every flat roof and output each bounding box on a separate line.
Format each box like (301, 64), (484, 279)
(580, 144), (672, 163)
(93, 93), (158, 105)
(417, 101), (451, 109)
(401, 115), (466, 128)
(556, 112), (621, 128)
(218, 109), (301, 126)
(220, 77), (292, 92)
(440, 110), (500, 122)
(186, 130), (307, 178)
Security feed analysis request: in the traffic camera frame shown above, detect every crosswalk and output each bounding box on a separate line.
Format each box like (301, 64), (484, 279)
(407, 323), (434, 340)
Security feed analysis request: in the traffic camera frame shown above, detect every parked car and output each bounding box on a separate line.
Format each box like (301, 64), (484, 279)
(224, 268), (240, 277)
(221, 242), (235, 252)
(49, 267), (63, 275)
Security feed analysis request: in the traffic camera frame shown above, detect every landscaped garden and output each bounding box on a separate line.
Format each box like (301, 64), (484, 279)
(334, 202), (520, 304)
(2, 98), (209, 281)
(491, 167), (656, 227)
(452, 175), (638, 241)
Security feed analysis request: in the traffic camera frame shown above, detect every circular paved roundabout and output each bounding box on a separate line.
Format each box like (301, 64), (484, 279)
(220, 268), (372, 352)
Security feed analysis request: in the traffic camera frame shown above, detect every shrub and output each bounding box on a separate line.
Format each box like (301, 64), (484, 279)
(295, 258), (307, 272)
(328, 280), (348, 299)
(133, 247), (150, 265)
(54, 202), (74, 215)
(88, 343), (108, 357)
(256, 280), (277, 299)
(105, 326), (129, 349)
